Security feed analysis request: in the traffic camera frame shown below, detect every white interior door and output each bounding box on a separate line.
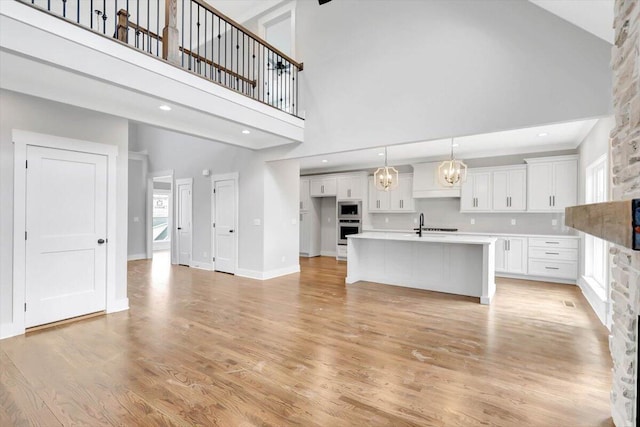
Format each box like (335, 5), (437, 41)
(25, 145), (107, 328)
(176, 178), (192, 266)
(214, 179), (237, 274)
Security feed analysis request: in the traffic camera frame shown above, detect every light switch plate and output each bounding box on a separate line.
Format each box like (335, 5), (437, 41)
(385, 217), (389, 223)
(470, 218), (475, 225)
(552, 219), (558, 226)
(511, 219), (516, 225)
(133, 217), (139, 222)
(253, 219), (261, 226)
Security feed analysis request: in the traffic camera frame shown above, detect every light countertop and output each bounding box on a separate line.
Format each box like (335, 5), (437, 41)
(361, 228), (579, 239)
(348, 232), (496, 245)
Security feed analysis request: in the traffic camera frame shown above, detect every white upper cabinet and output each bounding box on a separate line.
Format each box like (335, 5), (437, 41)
(412, 162), (461, 198)
(337, 173), (366, 200)
(300, 178), (311, 211)
(460, 170), (492, 212)
(525, 155), (578, 212)
(369, 174), (414, 212)
(492, 166), (526, 211)
(310, 176), (337, 197)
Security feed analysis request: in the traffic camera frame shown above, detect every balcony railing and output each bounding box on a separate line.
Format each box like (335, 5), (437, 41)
(18, 0), (303, 118)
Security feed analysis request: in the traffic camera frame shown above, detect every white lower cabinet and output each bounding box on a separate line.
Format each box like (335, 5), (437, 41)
(494, 236), (527, 275)
(527, 237), (578, 280)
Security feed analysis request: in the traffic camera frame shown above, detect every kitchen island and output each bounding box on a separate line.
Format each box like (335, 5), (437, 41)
(346, 232), (497, 304)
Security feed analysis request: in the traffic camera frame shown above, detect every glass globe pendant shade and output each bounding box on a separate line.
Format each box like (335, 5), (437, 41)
(374, 166), (399, 192)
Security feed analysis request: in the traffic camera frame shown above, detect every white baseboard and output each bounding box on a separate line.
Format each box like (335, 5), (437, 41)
(107, 298), (129, 313)
(320, 251), (337, 257)
(577, 276), (607, 326)
(127, 253), (148, 261)
(496, 272), (576, 285)
(0, 322), (24, 340)
(191, 261), (213, 271)
(236, 265), (300, 280)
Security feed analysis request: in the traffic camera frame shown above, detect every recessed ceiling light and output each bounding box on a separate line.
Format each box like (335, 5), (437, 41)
(452, 143), (459, 148)
(378, 152), (385, 156)
(159, 105), (171, 111)
(321, 159), (328, 163)
(242, 129), (251, 134)
(537, 132), (549, 137)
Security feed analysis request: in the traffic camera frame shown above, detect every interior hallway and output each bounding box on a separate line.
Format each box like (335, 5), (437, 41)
(1, 256), (612, 426)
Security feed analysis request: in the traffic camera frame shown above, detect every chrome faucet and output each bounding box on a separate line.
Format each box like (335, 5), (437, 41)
(414, 213), (424, 237)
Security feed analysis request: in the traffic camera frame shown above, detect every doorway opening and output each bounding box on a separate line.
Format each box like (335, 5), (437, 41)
(152, 176), (172, 262)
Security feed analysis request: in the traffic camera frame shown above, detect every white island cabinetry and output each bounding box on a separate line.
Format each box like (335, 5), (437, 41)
(347, 233), (496, 304)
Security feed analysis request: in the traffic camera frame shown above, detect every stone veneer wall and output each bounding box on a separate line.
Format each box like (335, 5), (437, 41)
(610, 0), (640, 425)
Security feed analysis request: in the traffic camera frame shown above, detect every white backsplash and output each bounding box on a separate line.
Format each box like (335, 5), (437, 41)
(367, 198), (572, 235)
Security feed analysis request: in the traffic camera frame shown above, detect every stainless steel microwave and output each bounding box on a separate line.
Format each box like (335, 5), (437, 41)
(338, 201), (361, 219)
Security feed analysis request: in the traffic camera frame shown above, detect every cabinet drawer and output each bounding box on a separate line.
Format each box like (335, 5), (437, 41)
(528, 260), (577, 279)
(529, 247), (577, 261)
(528, 237), (578, 249)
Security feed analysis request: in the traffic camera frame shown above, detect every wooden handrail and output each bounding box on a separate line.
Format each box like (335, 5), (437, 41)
(180, 47), (257, 87)
(191, 0), (303, 71)
(117, 10), (256, 87)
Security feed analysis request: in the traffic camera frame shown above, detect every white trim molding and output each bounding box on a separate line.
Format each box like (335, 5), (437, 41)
(236, 265), (300, 281)
(9, 129), (120, 339)
(578, 275), (608, 327)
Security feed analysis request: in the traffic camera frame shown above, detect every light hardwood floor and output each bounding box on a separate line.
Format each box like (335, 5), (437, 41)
(1, 254), (613, 426)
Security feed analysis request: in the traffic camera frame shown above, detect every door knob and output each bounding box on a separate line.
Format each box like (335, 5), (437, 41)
(229, 229), (234, 233)
(177, 227), (182, 230)
(97, 239), (105, 244)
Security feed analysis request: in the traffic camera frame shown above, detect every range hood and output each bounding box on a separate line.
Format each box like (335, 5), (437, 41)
(412, 162), (461, 198)
(565, 199), (640, 251)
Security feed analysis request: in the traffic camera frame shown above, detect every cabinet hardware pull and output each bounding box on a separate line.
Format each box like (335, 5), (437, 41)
(544, 266), (559, 270)
(552, 195), (555, 206)
(321, 184), (324, 193)
(549, 196), (552, 206)
(545, 242), (560, 244)
(545, 252), (560, 255)
(507, 240), (510, 251)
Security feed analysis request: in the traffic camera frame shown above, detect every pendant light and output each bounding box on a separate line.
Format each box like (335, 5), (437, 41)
(438, 138), (467, 187)
(374, 147), (399, 191)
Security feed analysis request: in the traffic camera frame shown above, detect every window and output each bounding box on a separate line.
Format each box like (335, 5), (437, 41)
(153, 192), (170, 243)
(584, 154), (608, 292)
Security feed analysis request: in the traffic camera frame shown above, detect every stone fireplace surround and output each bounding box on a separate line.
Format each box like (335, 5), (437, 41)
(610, 0), (640, 425)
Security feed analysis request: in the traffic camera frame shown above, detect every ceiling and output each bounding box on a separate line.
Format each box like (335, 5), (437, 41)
(299, 118), (600, 173)
(528, 0), (614, 43)
(212, 0), (285, 24)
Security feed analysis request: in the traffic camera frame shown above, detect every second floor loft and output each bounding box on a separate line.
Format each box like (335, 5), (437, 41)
(14, 0), (303, 119)
(0, 0), (304, 149)
(12, 0), (303, 119)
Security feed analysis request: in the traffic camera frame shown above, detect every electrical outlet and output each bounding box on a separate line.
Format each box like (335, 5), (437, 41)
(253, 218), (261, 226)
(470, 218), (475, 225)
(203, 252), (207, 258)
(413, 217), (418, 224)
(291, 218), (297, 225)
(385, 217), (389, 223)
(133, 216), (139, 223)
(511, 219), (516, 225)
(328, 217), (332, 223)
(281, 256), (286, 263)
(552, 219), (558, 226)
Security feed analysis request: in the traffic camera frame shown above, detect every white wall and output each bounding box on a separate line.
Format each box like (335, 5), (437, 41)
(263, 159), (300, 274)
(128, 156), (147, 259)
(0, 89), (129, 327)
(280, 0), (612, 159)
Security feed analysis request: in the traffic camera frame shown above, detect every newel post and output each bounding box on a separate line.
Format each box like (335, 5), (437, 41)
(162, 0), (180, 65)
(116, 9), (129, 43)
